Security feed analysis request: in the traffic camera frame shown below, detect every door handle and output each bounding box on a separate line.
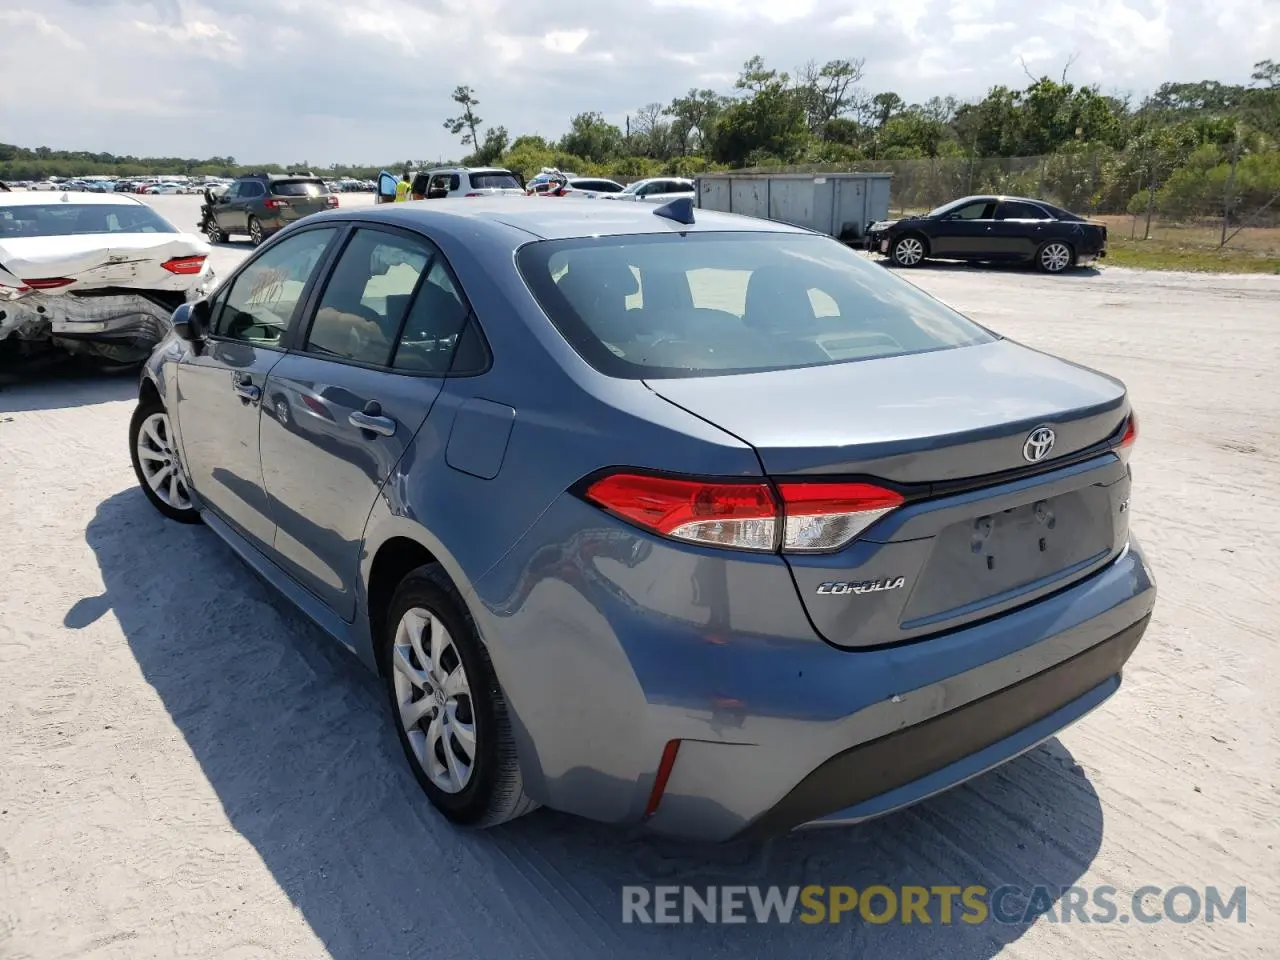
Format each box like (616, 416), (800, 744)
(349, 400), (396, 437)
(232, 379), (261, 403)
(349, 412), (396, 437)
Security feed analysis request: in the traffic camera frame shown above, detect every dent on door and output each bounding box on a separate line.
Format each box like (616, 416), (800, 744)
(259, 357), (444, 619)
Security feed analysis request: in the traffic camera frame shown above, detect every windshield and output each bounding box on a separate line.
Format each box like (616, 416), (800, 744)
(620, 181), (645, 195)
(0, 203), (179, 238)
(469, 172), (521, 190)
(271, 180), (327, 197)
(926, 197), (985, 218)
(517, 232), (995, 379)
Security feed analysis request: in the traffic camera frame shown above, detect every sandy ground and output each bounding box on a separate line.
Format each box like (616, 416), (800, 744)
(1, 195), (1277, 959)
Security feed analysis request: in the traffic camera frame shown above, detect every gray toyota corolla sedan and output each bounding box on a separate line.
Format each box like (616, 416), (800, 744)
(128, 196), (1155, 841)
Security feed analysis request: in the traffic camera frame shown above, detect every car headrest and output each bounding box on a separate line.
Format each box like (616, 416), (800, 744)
(743, 265), (817, 332)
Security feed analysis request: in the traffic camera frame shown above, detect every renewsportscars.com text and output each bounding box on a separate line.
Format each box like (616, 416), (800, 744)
(621, 884), (1247, 925)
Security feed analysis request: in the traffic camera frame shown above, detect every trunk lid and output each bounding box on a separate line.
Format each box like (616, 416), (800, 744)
(646, 339), (1133, 648)
(0, 233), (210, 290)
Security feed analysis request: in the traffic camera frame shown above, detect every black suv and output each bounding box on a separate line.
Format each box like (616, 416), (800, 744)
(201, 173), (338, 245)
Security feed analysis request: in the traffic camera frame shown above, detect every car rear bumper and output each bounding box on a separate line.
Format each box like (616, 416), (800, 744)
(741, 613), (1145, 838)
(473, 497), (1157, 840)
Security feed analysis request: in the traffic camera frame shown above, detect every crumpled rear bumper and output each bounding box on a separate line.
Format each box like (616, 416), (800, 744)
(0, 280), (211, 363)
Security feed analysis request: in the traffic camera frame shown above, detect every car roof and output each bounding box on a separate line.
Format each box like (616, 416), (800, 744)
(427, 166), (514, 175)
(947, 195), (1051, 206)
(325, 196), (813, 241)
(0, 191), (144, 207)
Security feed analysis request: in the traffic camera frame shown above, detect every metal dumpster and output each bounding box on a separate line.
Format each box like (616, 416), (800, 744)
(694, 172), (892, 242)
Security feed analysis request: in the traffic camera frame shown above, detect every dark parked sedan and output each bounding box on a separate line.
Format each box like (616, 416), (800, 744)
(866, 195), (1107, 273)
(129, 197), (1152, 840)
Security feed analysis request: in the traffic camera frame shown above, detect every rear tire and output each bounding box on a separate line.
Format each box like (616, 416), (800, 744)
(891, 234), (927, 267)
(1037, 240), (1074, 274)
(383, 564), (537, 828)
(248, 216), (264, 247)
(129, 397), (201, 524)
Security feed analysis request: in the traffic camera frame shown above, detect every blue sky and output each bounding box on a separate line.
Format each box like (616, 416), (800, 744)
(0, 0), (1275, 165)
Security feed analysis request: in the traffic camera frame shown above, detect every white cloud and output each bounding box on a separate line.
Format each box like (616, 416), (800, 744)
(0, 0), (1275, 164)
(543, 29), (588, 54)
(0, 9), (84, 50)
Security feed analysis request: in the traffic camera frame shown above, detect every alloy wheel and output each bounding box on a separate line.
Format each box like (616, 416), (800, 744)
(135, 412), (192, 512)
(249, 219), (263, 245)
(894, 237), (924, 266)
(1041, 242), (1072, 273)
(392, 607), (477, 794)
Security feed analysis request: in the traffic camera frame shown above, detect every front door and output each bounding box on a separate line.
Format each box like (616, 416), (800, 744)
(213, 182), (247, 234)
(260, 226), (473, 618)
(176, 226), (340, 550)
(927, 199), (996, 258)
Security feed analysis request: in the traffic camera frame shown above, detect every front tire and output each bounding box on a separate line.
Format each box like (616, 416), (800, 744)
(1037, 240), (1074, 274)
(205, 221), (227, 244)
(383, 564), (536, 828)
(248, 216), (264, 247)
(891, 234), (927, 267)
(129, 398), (200, 524)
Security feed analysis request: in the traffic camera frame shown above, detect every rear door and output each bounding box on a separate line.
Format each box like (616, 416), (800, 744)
(176, 225), (340, 550)
(259, 224), (475, 619)
(991, 200), (1053, 259)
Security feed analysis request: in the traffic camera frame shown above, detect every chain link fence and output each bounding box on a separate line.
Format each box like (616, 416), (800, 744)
(738, 150), (1280, 244)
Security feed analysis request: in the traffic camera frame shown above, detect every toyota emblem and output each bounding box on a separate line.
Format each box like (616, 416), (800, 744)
(1022, 426), (1056, 463)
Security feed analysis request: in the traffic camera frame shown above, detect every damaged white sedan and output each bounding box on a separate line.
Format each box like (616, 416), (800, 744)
(0, 192), (214, 369)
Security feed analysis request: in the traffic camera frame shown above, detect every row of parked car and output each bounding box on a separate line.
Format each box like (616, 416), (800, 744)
(373, 165), (697, 205)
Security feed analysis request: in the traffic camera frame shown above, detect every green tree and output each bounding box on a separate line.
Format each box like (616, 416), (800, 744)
(558, 112), (624, 163)
(443, 85), (483, 149)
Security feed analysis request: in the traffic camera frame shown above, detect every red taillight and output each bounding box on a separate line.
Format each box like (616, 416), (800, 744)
(776, 481), (905, 553)
(584, 473), (777, 551)
(326, 195), (339, 208)
(464, 192), (483, 198)
(263, 198), (285, 209)
(644, 740), (681, 818)
(23, 277), (75, 290)
(161, 255), (206, 275)
(1116, 411), (1138, 464)
(582, 472), (903, 553)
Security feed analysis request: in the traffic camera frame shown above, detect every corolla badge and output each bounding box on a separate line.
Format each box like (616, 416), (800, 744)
(816, 577), (906, 596)
(1022, 425), (1056, 463)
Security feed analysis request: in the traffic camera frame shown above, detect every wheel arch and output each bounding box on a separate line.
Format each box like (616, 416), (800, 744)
(138, 375), (161, 406)
(366, 535), (441, 677)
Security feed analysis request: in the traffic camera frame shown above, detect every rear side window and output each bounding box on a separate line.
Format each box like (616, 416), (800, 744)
(305, 229), (432, 366)
(392, 261), (478, 375)
(468, 172), (521, 190)
(996, 201), (1050, 221)
(271, 179), (327, 197)
(516, 233), (995, 379)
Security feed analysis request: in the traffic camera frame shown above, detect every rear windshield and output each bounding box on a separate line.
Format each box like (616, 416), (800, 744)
(0, 203), (178, 238)
(271, 179), (327, 197)
(516, 232), (996, 379)
(468, 172), (521, 190)
(1042, 202), (1084, 221)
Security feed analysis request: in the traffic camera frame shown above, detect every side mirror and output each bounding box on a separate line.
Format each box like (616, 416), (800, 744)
(172, 300), (210, 342)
